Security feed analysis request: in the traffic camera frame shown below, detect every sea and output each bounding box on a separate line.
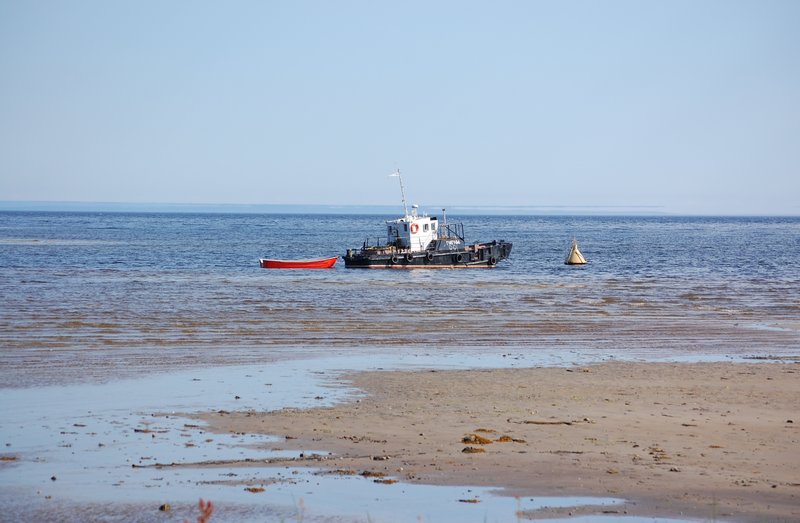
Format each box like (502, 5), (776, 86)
(1, 211), (799, 522)
(2, 211), (798, 388)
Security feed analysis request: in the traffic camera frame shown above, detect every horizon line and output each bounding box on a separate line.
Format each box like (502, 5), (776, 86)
(0, 200), (797, 217)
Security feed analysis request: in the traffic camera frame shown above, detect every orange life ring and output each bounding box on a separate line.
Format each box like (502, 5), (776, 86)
(410, 223), (419, 234)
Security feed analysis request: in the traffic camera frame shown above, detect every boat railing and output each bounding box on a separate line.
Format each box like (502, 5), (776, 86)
(437, 222), (465, 242)
(362, 237), (399, 251)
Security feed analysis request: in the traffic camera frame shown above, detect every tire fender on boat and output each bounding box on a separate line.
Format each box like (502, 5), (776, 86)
(391, 255), (399, 264)
(488, 256), (497, 265)
(405, 253), (413, 262)
(426, 252), (434, 261)
(455, 253), (464, 263)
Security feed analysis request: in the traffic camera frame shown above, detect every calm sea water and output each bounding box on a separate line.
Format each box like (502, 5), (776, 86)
(1, 211), (799, 387)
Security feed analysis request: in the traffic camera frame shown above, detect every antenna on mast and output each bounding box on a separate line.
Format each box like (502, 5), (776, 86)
(389, 169), (409, 217)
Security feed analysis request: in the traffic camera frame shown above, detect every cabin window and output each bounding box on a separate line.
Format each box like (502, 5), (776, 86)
(404, 224), (408, 232)
(423, 224), (429, 232)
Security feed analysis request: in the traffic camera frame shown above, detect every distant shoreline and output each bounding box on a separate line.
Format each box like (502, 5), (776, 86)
(2, 201), (796, 216)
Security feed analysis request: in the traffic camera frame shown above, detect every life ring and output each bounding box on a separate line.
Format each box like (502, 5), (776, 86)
(410, 223), (419, 234)
(426, 252), (434, 261)
(390, 255), (399, 264)
(405, 253), (414, 262)
(488, 256), (497, 265)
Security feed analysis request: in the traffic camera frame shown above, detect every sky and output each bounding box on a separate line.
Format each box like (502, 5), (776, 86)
(0, 1), (798, 215)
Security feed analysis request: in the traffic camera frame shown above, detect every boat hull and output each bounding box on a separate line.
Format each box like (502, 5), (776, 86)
(343, 241), (512, 269)
(260, 257), (338, 269)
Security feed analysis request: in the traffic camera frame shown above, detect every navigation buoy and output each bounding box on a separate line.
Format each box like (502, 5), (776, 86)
(565, 239), (587, 265)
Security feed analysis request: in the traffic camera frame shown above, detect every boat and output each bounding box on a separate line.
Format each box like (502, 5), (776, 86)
(564, 239), (587, 265)
(343, 171), (512, 269)
(260, 257), (338, 269)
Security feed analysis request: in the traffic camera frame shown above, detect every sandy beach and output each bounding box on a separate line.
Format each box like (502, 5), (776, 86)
(193, 361), (800, 522)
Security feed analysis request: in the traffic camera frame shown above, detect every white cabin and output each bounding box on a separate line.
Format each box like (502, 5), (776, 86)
(386, 207), (438, 253)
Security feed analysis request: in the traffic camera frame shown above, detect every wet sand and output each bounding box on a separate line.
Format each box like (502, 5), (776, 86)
(196, 361), (800, 522)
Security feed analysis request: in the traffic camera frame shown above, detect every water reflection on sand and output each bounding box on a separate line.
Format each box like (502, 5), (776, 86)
(0, 352), (729, 522)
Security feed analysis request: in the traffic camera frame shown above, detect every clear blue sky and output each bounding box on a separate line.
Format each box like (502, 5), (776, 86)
(1, 1), (798, 215)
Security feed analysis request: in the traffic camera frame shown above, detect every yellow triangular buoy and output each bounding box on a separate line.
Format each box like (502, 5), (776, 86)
(565, 239), (587, 265)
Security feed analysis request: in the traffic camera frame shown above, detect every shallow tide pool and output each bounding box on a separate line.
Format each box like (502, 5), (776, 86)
(0, 350), (736, 522)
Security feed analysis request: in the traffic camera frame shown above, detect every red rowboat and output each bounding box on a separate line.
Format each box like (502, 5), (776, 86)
(259, 256), (338, 269)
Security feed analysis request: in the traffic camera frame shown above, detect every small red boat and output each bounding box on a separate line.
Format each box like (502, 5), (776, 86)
(259, 256), (338, 269)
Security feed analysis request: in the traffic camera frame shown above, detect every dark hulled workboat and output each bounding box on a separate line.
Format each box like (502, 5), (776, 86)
(343, 171), (512, 269)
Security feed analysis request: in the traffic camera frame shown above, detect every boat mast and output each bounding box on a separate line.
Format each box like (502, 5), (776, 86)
(390, 169), (409, 217)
